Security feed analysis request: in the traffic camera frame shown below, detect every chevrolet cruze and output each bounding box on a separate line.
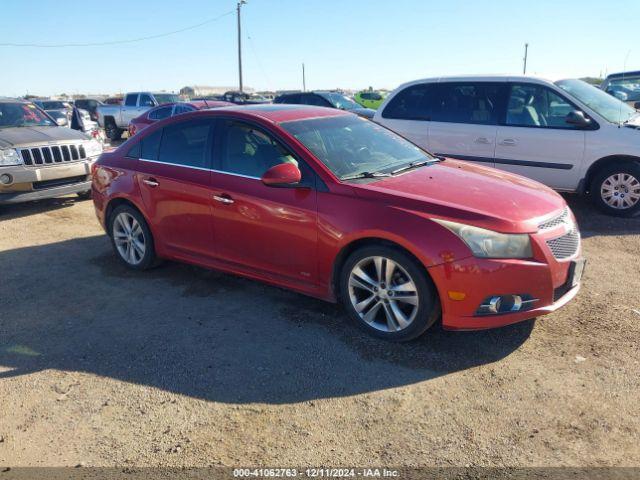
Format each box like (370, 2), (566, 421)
(92, 105), (584, 341)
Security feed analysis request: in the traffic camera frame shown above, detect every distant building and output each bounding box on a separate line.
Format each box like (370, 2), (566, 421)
(180, 85), (254, 97)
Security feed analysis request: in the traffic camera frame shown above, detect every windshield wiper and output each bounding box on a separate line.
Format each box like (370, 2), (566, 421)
(340, 171), (392, 181)
(391, 158), (441, 175)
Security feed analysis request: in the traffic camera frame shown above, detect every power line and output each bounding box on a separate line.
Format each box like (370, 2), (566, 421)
(0, 10), (234, 48)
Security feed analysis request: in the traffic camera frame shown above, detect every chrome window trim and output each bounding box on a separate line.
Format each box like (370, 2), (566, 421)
(138, 157), (260, 180)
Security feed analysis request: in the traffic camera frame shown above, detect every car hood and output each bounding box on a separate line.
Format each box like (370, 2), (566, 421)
(0, 126), (89, 148)
(352, 159), (567, 233)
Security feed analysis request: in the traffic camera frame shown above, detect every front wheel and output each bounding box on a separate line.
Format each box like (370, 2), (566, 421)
(104, 121), (122, 142)
(591, 162), (640, 217)
(108, 205), (157, 270)
(340, 246), (440, 341)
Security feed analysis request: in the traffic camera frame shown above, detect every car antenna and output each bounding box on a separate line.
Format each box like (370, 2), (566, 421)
(619, 50), (631, 127)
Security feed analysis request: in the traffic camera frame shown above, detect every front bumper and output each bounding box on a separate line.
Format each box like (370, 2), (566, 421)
(427, 226), (583, 330)
(0, 158), (95, 205)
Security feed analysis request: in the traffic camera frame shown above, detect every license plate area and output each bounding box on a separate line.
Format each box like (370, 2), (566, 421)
(569, 259), (585, 288)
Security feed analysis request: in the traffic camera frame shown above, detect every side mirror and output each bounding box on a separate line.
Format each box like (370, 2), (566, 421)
(261, 163), (301, 187)
(565, 110), (592, 128)
(56, 117), (68, 126)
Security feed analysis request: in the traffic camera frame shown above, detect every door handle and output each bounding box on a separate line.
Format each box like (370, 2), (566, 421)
(499, 138), (517, 146)
(474, 137), (492, 145)
(142, 178), (159, 187)
(213, 194), (234, 205)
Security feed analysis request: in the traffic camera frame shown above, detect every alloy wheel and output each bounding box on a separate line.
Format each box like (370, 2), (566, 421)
(348, 256), (420, 333)
(113, 212), (146, 265)
(601, 173), (640, 209)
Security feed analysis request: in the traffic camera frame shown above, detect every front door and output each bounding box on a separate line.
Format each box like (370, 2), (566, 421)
(136, 119), (217, 259)
(494, 83), (586, 190)
(210, 120), (318, 284)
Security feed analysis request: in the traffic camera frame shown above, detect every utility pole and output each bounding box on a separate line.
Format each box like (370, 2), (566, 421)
(237, 1), (246, 93)
(523, 43), (529, 75)
(302, 63), (306, 92)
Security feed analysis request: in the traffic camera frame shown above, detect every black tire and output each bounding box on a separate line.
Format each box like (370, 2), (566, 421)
(591, 161), (640, 217)
(108, 205), (157, 270)
(76, 190), (92, 200)
(339, 245), (440, 342)
(104, 119), (122, 141)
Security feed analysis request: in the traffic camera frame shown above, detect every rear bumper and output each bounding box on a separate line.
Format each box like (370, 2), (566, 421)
(0, 180), (91, 204)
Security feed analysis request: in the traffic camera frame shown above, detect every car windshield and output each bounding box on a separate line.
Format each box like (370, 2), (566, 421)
(556, 79), (637, 124)
(320, 92), (362, 111)
(41, 101), (67, 109)
(0, 102), (55, 128)
(153, 94), (180, 104)
(281, 115), (433, 180)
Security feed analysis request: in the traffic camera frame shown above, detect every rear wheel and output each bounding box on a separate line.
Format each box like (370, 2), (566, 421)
(591, 162), (640, 217)
(77, 190), (92, 200)
(104, 119), (122, 141)
(340, 245), (440, 341)
(108, 205), (156, 270)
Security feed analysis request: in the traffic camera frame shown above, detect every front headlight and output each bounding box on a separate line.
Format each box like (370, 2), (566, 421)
(433, 219), (532, 259)
(0, 148), (22, 166)
(84, 140), (103, 158)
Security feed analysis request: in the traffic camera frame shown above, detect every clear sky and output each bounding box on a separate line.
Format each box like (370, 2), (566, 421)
(1, 0), (638, 97)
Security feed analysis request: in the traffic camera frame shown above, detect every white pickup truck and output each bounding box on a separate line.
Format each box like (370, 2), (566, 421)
(97, 92), (180, 140)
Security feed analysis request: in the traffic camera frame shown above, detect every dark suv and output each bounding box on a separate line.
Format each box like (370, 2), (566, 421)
(274, 91), (375, 119)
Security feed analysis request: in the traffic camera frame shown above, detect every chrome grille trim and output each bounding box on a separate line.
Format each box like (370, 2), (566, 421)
(546, 229), (580, 260)
(538, 207), (569, 231)
(19, 143), (87, 167)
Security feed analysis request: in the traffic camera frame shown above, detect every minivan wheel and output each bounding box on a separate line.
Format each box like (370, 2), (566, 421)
(340, 246), (440, 341)
(591, 162), (640, 217)
(109, 205), (156, 270)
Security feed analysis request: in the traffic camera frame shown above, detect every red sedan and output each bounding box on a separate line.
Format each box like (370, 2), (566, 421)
(92, 105), (584, 341)
(128, 100), (233, 137)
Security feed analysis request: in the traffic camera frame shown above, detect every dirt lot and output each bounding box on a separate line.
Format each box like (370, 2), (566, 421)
(0, 193), (638, 468)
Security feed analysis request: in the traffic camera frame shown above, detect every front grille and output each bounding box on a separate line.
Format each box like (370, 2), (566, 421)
(538, 207), (569, 230)
(20, 144), (86, 167)
(546, 229), (580, 260)
(32, 175), (88, 190)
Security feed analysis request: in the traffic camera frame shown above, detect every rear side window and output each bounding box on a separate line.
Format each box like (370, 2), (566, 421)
(158, 119), (213, 168)
(148, 106), (172, 120)
(431, 83), (504, 125)
(302, 94), (330, 107)
(174, 104), (196, 115)
(140, 129), (162, 160)
(124, 94), (138, 107)
(382, 83), (435, 120)
(276, 94), (301, 104)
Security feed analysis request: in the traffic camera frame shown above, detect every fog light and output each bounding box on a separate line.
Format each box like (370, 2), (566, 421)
(0, 173), (12, 185)
(476, 294), (538, 315)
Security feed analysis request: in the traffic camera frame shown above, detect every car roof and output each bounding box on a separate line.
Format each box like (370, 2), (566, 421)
(395, 74), (555, 87)
(213, 104), (350, 123)
(605, 70), (640, 80)
(0, 97), (27, 103)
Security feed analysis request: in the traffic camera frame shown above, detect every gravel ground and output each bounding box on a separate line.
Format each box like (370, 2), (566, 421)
(0, 193), (638, 468)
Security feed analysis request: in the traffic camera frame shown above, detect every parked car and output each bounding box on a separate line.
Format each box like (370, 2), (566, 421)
(97, 92), (181, 141)
(128, 100), (233, 136)
(104, 97), (123, 105)
(91, 105), (582, 341)
(274, 91), (376, 119)
(600, 71), (640, 108)
(354, 90), (387, 109)
(0, 98), (103, 204)
(375, 75), (640, 217)
(221, 91), (270, 105)
(33, 99), (73, 126)
(74, 98), (104, 121)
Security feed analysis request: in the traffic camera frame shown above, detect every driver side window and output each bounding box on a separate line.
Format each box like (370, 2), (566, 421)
(219, 121), (300, 178)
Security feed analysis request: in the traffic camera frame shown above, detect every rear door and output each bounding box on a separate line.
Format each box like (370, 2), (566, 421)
(494, 83), (585, 190)
(136, 119), (217, 259)
(427, 82), (505, 166)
